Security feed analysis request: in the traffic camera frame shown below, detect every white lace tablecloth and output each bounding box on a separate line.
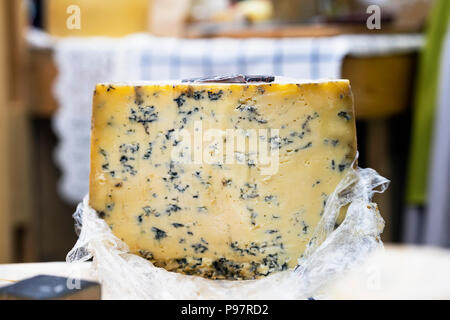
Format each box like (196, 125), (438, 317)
(27, 30), (423, 203)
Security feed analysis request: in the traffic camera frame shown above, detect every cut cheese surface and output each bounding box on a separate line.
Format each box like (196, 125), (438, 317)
(89, 78), (357, 280)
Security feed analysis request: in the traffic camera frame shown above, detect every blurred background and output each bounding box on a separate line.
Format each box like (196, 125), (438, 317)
(0, 0), (448, 264)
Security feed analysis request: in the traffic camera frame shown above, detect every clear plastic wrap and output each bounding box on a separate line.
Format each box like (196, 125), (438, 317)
(66, 165), (389, 299)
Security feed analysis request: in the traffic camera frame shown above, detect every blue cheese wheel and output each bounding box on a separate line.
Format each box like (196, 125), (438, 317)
(89, 77), (357, 280)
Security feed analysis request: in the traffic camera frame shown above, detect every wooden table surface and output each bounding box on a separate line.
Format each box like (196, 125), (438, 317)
(185, 22), (419, 39)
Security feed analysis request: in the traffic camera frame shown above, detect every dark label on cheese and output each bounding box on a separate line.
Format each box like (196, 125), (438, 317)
(182, 75), (275, 84)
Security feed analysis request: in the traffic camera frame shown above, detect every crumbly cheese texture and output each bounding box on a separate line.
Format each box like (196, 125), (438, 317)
(89, 80), (357, 280)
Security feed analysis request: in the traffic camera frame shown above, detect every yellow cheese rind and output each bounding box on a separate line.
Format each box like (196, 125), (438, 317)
(89, 80), (356, 280)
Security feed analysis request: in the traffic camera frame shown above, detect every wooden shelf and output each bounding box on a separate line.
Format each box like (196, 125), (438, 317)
(185, 22), (419, 39)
